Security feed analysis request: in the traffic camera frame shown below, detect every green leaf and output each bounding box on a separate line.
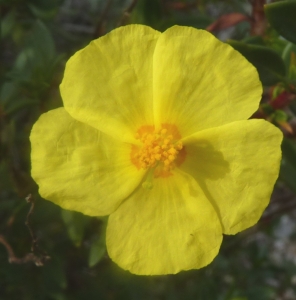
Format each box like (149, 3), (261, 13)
(88, 234), (106, 267)
(27, 4), (57, 21)
(265, 0), (296, 44)
(6, 20), (58, 93)
(280, 139), (296, 193)
(1, 9), (16, 38)
(290, 100), (296, 115)
(171, 15), (213, 30)
(61, 210), (91, 247)
(282, 43), (296, 68)
(274, 109), (288, 122)
(5, 98), (39, 118)
(13, 20), (56, 73)
(88, 218), (107, 267)
(280, 138), (296, 192)
(131, 0), (162, 29)
(265, 28), (289, 55)
(243, 35), (265, 46)
(281, 138), (296, 171)
(0, 82), (19, 106)
(282, 43), (296, 80)
(26, 19), (56, 62)
(228, 40), (286, 86)
(280, 159), (296, 194)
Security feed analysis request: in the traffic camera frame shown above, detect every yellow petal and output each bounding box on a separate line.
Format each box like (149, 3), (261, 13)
(30, 108), (144, 216)
(60, 25), (160, 143)
(181, 119), (282, 234)
(153, 26), (262, 137)
(106, 170), (222, 275)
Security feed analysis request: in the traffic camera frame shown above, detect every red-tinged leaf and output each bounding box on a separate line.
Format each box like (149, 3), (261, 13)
(167, 2), (196, 10)
(206, 13), (251, 32)
(277, 121), (293, 134)
(270, 91), (296, 109)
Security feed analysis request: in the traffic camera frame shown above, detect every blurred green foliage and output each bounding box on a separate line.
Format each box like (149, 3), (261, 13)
(1, 0), (296, 299)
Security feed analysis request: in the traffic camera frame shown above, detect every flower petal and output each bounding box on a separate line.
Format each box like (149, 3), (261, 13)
(30, 108), (144, 216)
(106, 170), (222, 275)
(153, 26), (262, 137)
(60, 25), (161, 143)
(180, 119), (282, 234)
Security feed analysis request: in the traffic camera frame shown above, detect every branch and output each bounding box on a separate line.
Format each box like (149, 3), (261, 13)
(118, 0), (138, 26)
(93, 0), (113, 38)
(25, 194), (38, 253)
(0, 194), (50, 266)
(250, 0), (267, 36)
(0, 234), (49, 265)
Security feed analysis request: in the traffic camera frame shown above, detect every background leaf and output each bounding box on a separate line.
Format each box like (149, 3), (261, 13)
(1, 1), (296, 299)
(61, 210), (91, 247)
(265, 0), (296, 44)
(228, 40), (286, 86)
(88, 229), (106, 267)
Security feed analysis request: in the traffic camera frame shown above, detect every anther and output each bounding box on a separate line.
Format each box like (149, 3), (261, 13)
(131, 124), (185, 181)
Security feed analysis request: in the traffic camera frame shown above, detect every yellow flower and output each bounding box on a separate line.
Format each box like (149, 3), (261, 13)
(30, 25), (282, 275)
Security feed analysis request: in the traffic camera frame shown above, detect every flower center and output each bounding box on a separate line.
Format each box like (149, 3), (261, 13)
(130, 124), (186, 178)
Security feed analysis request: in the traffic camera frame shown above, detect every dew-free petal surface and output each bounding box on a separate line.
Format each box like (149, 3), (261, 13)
(153, 26), (262, 137)
(30, 108), (144, 216)
(181, 119), (282, 234)
(106, 170), (222, 275)
(60, 25), (160, 143)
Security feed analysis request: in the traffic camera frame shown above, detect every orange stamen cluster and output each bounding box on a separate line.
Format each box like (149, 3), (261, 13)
(132, 126), (183, 174)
